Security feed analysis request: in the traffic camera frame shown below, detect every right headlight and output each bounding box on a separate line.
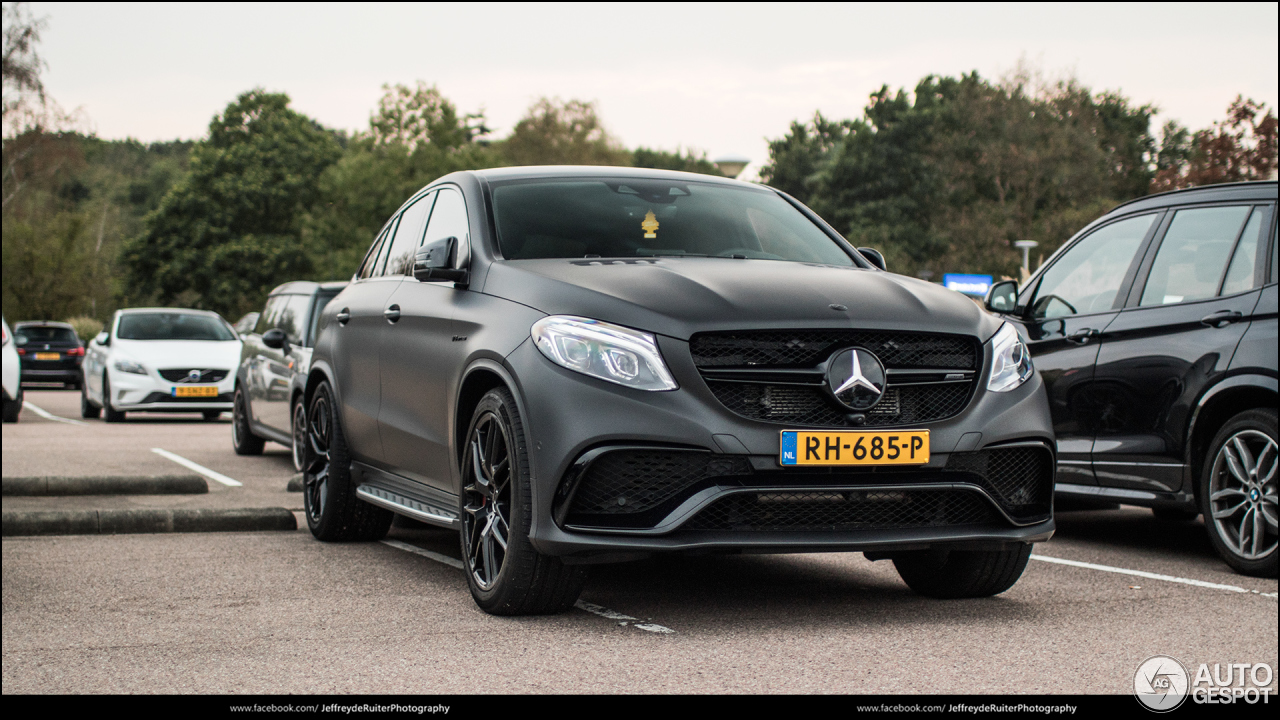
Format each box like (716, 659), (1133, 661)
(113, 357), (148, 375)
(531, 315), (678, 391)
(987, 322), (1033, 393)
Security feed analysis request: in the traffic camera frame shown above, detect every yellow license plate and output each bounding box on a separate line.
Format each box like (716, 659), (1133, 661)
(173, 386), (219, 398)
(780, 429), (930, 466)
(34, 352), (60, 360)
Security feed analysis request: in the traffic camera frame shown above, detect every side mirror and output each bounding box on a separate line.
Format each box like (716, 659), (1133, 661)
(857, 247), (887, 271)
(414, 236), (469, 284)
(94, 331), (110, 347)
(262, 328), (290, 354)
(985, 280), (1019, 313)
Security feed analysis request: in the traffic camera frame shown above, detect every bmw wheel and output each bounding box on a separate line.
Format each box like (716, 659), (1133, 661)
(1201, 408), (1277, 577)
(304, 380), (391, 541)
(460, 387), (586, 615)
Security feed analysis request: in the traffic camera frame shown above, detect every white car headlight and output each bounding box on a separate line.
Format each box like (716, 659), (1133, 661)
(531, 316), (678, 391)
(113, 358), (147, 375)
(987, 322), (1033, 393)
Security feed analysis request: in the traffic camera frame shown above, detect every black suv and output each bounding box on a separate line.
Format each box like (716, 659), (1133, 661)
(13, 321), (85, 388)
(986, 181), (1277, 577)
(303, 167), (1057, 614)
(232, 281), (347, 471)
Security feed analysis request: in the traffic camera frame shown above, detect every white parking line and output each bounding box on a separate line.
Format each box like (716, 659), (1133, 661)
(21, 401), (89, 426)
(150, 448), (242, 487)
(379, 539), (676, 633)
(1031, 554), (1278, 599)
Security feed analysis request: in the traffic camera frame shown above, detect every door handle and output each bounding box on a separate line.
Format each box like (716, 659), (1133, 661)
(384, 304), (401, 323)
(336, 308), (351, 325)
(1066, 328), (1099, 344)
(1201, 310), (1243, 328)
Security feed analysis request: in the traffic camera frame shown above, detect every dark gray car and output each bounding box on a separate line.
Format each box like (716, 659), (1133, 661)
(232, 281), (346, 470)
(303, 167), (1056, 615)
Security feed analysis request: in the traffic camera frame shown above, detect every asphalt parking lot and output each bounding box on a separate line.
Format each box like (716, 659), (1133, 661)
(3, 389), (1276, 694)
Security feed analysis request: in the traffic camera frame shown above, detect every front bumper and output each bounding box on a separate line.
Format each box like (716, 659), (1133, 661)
(107, 367), (235, 412)
(504, 333), (1056, 560)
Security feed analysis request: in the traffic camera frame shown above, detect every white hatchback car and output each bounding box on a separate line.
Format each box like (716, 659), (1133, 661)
(2, 316), (21, 423)
(81, 308), (242, 422)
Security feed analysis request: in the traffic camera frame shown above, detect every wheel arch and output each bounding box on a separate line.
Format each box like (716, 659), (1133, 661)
(454, 359), (528, 469)
(1187, 375), (1279, 501)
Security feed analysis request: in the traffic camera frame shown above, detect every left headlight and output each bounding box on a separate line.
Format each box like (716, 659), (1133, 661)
(531, 315), (678, 392)
(987, 322), (1033, 393)
(113, 357), (148, 375)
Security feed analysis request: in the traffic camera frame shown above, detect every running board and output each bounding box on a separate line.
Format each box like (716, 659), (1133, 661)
(356, 485), (460, 529)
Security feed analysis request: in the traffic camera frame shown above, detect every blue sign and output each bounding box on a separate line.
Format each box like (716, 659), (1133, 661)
(943, 273), (994, 297)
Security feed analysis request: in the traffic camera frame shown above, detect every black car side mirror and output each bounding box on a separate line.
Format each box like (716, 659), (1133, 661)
(94, 331), (110, 347)
(985, 280), (1019, 313)
(262, 328), (291, 354)
(414, 236), (469, 284)
(857, 247), (887, 271)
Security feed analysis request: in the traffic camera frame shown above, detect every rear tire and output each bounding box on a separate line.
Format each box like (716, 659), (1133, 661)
(80, 380), (100, 419)
(1200, 408), (1277, 578)
(102, 374), (125, 423)
(231, 387), (264, 455)
(303, 380), (392, 541)
(893, 544), (1032, 598)
(460, 387), (587, 615)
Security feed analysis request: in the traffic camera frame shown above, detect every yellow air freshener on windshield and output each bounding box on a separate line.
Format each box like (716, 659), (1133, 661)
(642, 210), (659, 239)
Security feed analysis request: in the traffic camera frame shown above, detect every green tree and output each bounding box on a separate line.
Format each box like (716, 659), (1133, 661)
(122, 90), (342, 317)
(758, 112), (856, 204)
(631, 146), (722, 176)
(500, 98), (630, 166)
(1153, 96), (1278, 191)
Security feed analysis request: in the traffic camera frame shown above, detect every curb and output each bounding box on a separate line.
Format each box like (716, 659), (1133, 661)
(2, 507), (298, 536)
(286, 473), (304, 492)
(2, 475), (208, 496)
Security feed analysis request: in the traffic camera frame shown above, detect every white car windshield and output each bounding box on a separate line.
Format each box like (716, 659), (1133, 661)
(116, 313), (235, 341)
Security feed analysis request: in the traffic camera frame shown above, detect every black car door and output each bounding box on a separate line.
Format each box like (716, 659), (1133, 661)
(1011, 211), (1162, 486)
(1090, 203), (1272, 494)
(378, 187), (472, 494)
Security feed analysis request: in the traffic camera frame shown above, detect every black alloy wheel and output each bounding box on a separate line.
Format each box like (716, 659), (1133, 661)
(303, 380), (391, 541)
(102, 374), (125, 423)
(231, 387), (264, 455)
(291, 398), (308, 473)
(459, 387), (587, 615)
(1201, 408), (1278, 577)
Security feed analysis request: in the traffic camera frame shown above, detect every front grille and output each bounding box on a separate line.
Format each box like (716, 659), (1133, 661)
(685, 489), (997, 532)
(140, 391), (232, 404)
(946, 446), (1053, 516)
(706, 382), (970, 427)
(158, 368), (229, 383)
(564, 450), (752, 525)
(690, 330), (977, 369)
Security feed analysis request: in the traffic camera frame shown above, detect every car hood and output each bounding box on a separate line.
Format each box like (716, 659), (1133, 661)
(111, 339), (242, 371)
(483, 258), (1003, 341)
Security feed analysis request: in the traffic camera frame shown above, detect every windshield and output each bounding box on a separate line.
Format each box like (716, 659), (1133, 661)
(116, 312), (236, 341)
(490, 179), (855, 266)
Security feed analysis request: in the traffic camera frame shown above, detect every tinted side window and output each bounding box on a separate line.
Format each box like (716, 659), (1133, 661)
(254, 296), (286, 334)
(423, 187), (469, 260)
(358, 224), (394, 280)
(1220, 207), (1265, 296)
(1031, 214), (1155, 319)
(306, 290), (340, 347)
(274, 295), (312, 343)
(1140, 206), (1251, 306)
(382, 192), (436, 277)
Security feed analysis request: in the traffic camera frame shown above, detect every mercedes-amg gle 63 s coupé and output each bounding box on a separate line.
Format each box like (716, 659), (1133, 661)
(303, 167), (1056, 614)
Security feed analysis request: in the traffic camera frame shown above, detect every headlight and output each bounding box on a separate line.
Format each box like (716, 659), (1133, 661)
(113, 358), (147, 375)
(531, 316), (678, 391)
(987, 323), (1033, 392)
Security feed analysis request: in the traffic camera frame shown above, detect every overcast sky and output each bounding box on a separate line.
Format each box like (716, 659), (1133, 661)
(26, 2), (1280, 180)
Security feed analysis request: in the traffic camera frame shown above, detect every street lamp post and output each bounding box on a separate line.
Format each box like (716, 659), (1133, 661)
(1014, 241), (1038, 274)
(713, 154), (750, 179)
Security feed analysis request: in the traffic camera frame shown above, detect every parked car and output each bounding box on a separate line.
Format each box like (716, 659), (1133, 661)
(81, 308), (242, 422)
(231, 281), (347, 471)
(12, 321), (85, 388)
(301, 166), (1056, 615)
(2, 317), (20, 423)
(985, 180), (1277, 577)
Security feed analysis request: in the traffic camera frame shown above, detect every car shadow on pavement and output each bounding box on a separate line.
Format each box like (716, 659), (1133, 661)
(1051, 507), (1217, 559)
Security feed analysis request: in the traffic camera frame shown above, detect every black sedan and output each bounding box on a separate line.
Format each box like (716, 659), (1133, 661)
(302, 166), (1056, 614)
(13, 321), (84, 388)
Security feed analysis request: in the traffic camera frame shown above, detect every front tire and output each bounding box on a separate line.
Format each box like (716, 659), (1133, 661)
(102, 374), (125, 423)
(1200, 408), (1277, 578)
(2, 390), (19, 423)
(460, 387), (586, 615)
(893, 544), (1033, 598)
(303, 380), (391, 541)
(231, 387), (264, 455)
(80, 380), (100, 419)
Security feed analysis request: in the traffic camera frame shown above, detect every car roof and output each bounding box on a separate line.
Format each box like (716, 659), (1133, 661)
(267, 280), (349, 296)
(14, 320), (76, 328)
(1107, 180), (1277, 216)
(469, 164), (759, 189)
(116, 307), (223, 316)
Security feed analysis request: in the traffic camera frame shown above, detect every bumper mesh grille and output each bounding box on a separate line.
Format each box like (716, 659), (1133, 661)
(690, 330), (977, 369)
(158, 368), (229, 383)
(685, 489), (997, 532)
(946, 446), (1053, 516)
(568, 450), (751, 518)
(705, 382), (970, 427)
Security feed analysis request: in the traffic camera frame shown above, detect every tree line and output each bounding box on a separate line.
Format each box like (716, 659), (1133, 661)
(3, 3), (1277, 326)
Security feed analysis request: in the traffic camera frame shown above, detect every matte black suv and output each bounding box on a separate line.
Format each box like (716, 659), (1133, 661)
(303, 167), (1056, 614)
(232, 281), (347, 471)
(986, 181), (1277, 577)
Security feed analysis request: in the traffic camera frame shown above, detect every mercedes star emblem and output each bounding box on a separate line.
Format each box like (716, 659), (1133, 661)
(826, 347), (886, 411)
